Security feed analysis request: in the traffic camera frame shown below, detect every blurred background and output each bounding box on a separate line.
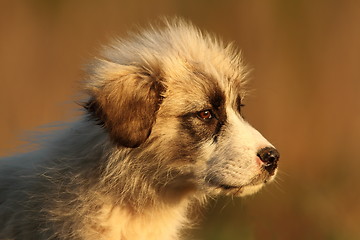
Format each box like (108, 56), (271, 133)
(1, 1), (359, 239)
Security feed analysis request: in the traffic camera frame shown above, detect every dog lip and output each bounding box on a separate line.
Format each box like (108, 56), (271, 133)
(209, 182), (244, 192)
(207, 178), (240, 190)
(218, 184), (241, 190)
(213, 184), (245, 196)
(208, 173), (273, 191)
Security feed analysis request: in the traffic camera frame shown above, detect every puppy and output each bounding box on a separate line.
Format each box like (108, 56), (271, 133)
(0, 19), (279, 240)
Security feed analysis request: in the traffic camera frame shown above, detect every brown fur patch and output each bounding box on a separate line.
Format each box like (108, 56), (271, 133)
(85, 66), (164, 148)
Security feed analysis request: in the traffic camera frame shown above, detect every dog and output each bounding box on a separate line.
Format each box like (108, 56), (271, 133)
(0, 19), (279, 240)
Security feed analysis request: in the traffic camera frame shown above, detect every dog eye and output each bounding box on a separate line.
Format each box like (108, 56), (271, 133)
(197, 110), (213, 120)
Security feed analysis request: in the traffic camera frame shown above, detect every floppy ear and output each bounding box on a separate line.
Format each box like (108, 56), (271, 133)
(85, 62), (164, 148)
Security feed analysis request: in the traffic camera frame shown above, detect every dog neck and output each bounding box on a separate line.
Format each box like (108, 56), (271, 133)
(93, 199), (191, 240)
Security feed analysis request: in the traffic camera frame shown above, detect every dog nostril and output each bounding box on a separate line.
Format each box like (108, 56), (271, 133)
(257, 147), (280, 166)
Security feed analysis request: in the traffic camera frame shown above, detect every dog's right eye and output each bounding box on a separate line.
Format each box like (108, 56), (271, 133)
(197, 110), (214, 120)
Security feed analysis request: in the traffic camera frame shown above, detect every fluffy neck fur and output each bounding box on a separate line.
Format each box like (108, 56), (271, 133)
(30, 118), (201, 240)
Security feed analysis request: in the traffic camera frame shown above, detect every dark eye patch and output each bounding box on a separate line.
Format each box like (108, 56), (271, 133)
(177, 71), (228, 143)
(180, 110), (219, 142)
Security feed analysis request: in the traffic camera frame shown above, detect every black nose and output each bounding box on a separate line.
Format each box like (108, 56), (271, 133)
(257, 147), (280, 174)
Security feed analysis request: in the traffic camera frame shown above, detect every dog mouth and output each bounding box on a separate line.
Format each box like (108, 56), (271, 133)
(217, 184), (244, 195)
(206, 179), (245, 195)
(218, 184), (240, 190)
(208, 181), (268, 196)
(206, 172), (275, 196)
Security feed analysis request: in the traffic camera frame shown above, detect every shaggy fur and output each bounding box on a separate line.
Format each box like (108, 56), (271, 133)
(0, 19), (279, 240)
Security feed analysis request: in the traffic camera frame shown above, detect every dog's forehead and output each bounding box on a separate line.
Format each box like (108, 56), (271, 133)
(97, 21), (249, 109)
(159, 52), (245, 88)
(151, 44), (248, 107)
(160, 62), (245, 113)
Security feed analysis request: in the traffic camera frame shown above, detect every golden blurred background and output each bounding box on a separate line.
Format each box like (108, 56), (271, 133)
(1, 1), (359, 239)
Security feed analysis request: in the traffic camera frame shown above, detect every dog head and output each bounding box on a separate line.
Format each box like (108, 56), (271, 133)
(85, 19), (279, 198)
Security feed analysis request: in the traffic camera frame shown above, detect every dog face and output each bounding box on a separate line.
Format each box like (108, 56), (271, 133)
(85, 20), (279, 198)
(150, 65), (279, 197)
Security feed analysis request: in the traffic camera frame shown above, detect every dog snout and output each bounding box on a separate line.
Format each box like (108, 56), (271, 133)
(257, 147), (280, 174)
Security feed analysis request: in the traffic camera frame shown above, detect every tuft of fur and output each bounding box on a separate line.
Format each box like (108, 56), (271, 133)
(0, 19), (278, 240)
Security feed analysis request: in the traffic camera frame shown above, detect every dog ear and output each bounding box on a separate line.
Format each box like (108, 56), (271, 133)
(85, 62), (164, 148)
